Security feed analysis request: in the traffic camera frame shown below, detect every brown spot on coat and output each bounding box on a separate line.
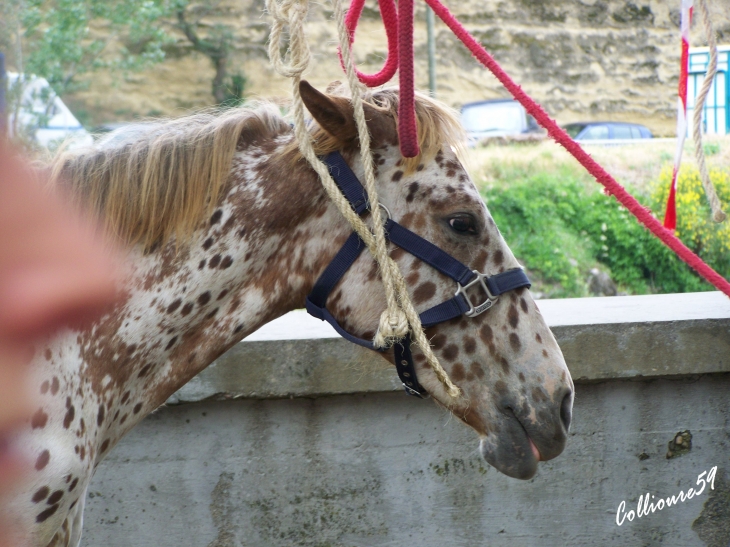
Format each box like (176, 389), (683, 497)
(220, 256), (233, 269)
(32, 409), (49, 429)
(210, 209), (223, 225)
(50, 377), (59, 395)
(520, 297), (529, 313)
(69, 478), (79, 492)
(205, 308), (219, 319)
(463, 336), (476, 354)
(63, 405), (75, 429)
(443, 344), (459, 361)
(165, 336), (178, 350)
(44, 349), (52, 361)
(97, 404), (105, 427)
(431, 333), (447, 350)
(32, 486), (50, 503)
(509, 333), (521, 352)
(532, 387), (548, 403)
(470, 361), (485, 379)
(181, 302), (194, 316)
(100, 439), (110, 453)
(40, 381), (49, 394)
(198, 292), (211, 306)
(542, 349), (549, 358)
(413, 282), (436, 304)
(451, 363), (466, 382)
(198, 259), (206, 270)
(202, 237), (214, 250)
(133, 403), (143, 414)
(391, 170), (404, 182)
(47, 490), (64, 505)
(35, 450), (50, 470)
(508, 305), (519, 329)
(166, 299), (182, 313)
(209, 254), (222, 268)
(493, 250), (504, 265)
(535, 333), (542, 343)
(479, 324), (494, 344)
(406, 181), (419, 202)
(36, 504), (59, 523)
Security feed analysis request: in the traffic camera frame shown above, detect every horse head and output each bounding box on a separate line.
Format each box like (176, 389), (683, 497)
(299, 82), (573, 479)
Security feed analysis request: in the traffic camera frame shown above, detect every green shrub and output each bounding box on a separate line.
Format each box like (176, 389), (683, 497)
(649, 166), (730, 280)
(482, 168), (728, 297)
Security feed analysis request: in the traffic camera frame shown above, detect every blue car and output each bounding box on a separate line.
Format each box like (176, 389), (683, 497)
(563, 122), (653, 141)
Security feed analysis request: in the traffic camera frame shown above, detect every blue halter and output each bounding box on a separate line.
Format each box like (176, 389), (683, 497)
(305, 152), (531, 398)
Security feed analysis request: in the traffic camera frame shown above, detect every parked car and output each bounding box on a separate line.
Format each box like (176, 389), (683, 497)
(460, 99), (541, 143)
(562, 122), (653, 141)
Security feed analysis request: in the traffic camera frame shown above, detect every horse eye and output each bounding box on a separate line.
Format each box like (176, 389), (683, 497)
(448, 215), (477, 234)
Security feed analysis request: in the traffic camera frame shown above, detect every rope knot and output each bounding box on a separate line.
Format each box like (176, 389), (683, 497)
(373, 308), (409, 348)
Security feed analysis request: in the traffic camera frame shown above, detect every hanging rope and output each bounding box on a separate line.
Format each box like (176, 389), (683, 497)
(265, 0), (461, 401)
(692, 0), (726, 224)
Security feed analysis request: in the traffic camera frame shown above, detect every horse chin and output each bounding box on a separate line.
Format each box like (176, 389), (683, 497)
(479, 423), (540, 480)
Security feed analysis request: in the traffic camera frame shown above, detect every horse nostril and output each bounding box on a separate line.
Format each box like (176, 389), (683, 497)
(560, 390), (573, 432)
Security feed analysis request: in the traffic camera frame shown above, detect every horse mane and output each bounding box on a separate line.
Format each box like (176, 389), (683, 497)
(50, 103), (290, 250)
(50, 88), (464, 250)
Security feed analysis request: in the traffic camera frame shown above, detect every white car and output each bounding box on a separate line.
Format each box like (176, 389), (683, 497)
(460, 99), (542, 144)
(7, 72), (93, 149)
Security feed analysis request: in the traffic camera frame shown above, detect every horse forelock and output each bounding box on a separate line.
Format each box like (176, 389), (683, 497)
(49, 102), (290, 251)
(286, 87), (466, 174)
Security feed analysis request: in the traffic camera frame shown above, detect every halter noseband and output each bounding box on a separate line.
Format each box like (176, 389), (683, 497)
(305, 152), (531, 398)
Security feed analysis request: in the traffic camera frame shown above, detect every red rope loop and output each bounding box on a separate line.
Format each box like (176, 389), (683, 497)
(341, 0), (399, 87)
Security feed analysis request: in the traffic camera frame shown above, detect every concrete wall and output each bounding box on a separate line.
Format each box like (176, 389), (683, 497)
(81, 292), (730, 547)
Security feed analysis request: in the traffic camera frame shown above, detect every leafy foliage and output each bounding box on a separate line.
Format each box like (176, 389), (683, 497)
(482, 167), (729, 297)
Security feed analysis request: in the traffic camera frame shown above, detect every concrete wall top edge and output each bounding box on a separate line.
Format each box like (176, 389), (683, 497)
(167, 292), (730, 404)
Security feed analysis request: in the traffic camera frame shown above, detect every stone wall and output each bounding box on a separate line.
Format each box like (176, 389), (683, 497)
(69, 0), (730, 135)
(80, 292), (730, 546)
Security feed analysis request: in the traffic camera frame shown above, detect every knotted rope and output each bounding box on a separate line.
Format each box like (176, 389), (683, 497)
(692, 0), (726, 224)
(265, 0), (461, 400)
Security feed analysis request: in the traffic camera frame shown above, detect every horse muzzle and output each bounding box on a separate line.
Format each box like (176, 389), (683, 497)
(479, 386), (573, 480)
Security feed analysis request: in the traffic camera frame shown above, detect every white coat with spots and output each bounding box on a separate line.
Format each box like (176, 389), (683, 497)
(6, 84), (573, 547)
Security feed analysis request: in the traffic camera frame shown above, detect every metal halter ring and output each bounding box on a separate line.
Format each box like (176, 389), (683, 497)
(455, 270), (498, 317)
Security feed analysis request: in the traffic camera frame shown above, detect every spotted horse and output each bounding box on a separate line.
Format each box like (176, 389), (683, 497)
(8, 82), (574, 547)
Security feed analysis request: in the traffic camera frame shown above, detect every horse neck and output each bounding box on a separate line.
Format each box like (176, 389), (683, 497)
(80, 140), (353, 430)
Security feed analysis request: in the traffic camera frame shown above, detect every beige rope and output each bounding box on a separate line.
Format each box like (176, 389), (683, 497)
(265, 0), (462, 401)
(692, 0), (726, 223)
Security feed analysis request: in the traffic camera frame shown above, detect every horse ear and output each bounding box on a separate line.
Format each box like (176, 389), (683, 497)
(299, 81), (358, 142)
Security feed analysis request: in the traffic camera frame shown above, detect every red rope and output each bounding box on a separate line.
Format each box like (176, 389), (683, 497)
(397, 0), (419, 157)
(342, 0), (398, 86)
(343, 0), (730, 296)
(341, 0), (420, 156)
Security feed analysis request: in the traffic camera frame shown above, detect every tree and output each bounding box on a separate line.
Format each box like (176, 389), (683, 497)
(172, 0), (247, 106)
(1, 0), (173, 144)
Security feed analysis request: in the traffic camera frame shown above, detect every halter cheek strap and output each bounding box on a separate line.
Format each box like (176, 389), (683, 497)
(305, 151), (531, 398)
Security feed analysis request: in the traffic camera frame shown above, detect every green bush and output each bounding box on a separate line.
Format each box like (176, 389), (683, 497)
(482, 168), (729, 297)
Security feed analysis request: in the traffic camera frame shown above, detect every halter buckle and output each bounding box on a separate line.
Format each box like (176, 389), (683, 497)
(403, 383), (430, 399)
(455, 270), (498, 317)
